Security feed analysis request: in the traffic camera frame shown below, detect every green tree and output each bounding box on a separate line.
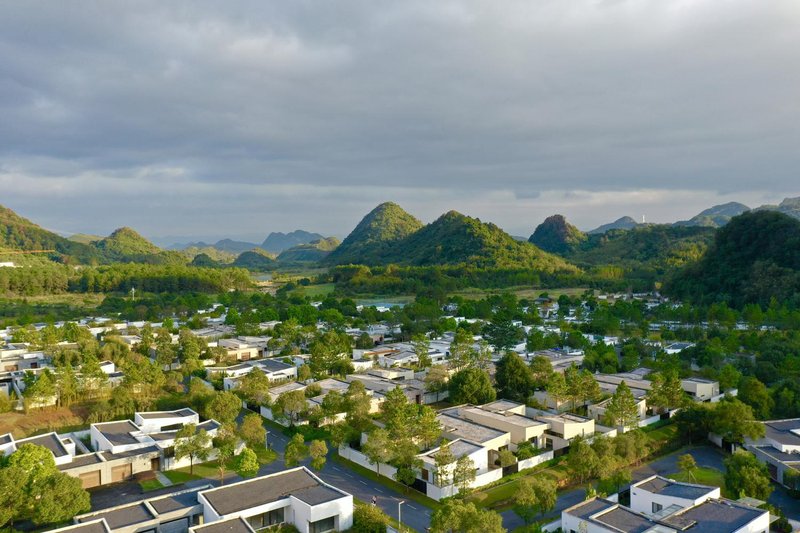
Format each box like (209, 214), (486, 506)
(717, 364), (742, 392)
(309, 330), (352, 375)
(412, 333), (432, 368)
(434, 442), (456, 487)
(362, 428), (393, 477)
(448, 368), (496, 405)
(55, 364), (80, 407)
(710, 398), (765, 444)
(514, 477), (556, 524)
(213, 426), (237, 485)
(175, 424), (211, 474)
(724, 450), (773, 500)
(678, 454), (697, 481)
(33, 472), (91, 525)
(737, 377), (773, 419)
(647, 371), (686, 412)
(430, 500), (505, 533)
(449, 329), (476, 372)
(239, 412), (266, 450)
(297, 364), (312, 382)
(567, 436), (598, 483)
(352, 503), (391, 533)
(495, 351), (534, 402)
(206, 391), (242, 425)
(309, 439), (328, 470)
(237, 370), (271, 407)
(545, 371), (568, 407)
(0, 466), (26, 526)
(284, 433), (308, 467)
(604, 381), (640, 428)
(529, 355), (553, 389)
(453, 455), (476, 493)
(235, 447), (260, 478)
(483, 318), (523, 352)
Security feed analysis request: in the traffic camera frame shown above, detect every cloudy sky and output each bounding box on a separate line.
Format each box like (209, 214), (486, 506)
(1, 0), (798, 244)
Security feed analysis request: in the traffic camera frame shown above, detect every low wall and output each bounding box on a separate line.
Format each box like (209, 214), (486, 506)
(638, 414), (662, 428)
(518, 450), (554, 471)
(339, 446), (399, 481)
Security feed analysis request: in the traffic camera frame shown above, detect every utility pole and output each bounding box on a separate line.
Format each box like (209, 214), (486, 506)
(398, 500), (405, 532)
(130, 286), (136, 302)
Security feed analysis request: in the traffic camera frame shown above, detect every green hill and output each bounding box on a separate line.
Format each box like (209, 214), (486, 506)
(93, 227), (165, 262)
(755, 196), (800, 220)
(67, 233), (102, 245)
(232, 249), (277, 271)
(588, 216), (640, 235)
(674, 202), (750, 228)
(384, 211), (577, 271)
(324, 202), (423, 265)
(0, 204), (100, 263)
(666, 211), (800, 307)
(529, 215), (587, 254)
(277, 237), (340, 263)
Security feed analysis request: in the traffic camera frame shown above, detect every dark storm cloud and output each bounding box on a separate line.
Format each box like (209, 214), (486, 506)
(0, 0), (798, 238)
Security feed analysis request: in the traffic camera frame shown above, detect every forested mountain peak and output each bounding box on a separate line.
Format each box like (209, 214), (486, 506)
(666, 210), (800, 307)
(96, 227), (161, 256)
(324, 202), (423, 265)
(277, 237), (340, 263)
(675, 202), (750, 228)
(528, 214), (587, 254)
(0, 204), (99, 263)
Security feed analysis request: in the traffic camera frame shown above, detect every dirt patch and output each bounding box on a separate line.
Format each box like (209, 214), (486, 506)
(0, 404), (90, 438)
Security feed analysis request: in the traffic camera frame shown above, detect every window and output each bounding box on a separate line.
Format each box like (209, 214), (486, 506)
(309, 516), (336, 533)
(421, 468), (429, 481)
(246, 508), (285, 530)
(652, 503), (663, 513)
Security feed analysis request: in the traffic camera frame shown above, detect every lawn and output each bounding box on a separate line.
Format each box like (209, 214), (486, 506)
(165, 447), (277, 483)
(139, 478), (165, 492)
(449, 286), (590, 301)
(668, 467), (730, 497)
(290, 283), (336, 298)
(163, 470), (200, 484)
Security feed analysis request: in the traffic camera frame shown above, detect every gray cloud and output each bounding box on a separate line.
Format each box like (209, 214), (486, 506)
(0, 0), (798, 240)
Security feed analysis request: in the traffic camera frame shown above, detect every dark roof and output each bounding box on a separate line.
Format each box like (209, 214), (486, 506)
(293, 485), (347, 505)
(79, 503), (154, 529)
(95, 420), (141, 446)
(17, 433), (69, 457)
(0, 433), (12, 445)
(198, 420), (220, 432)
(59, 453), (104, 470)
(192, 517), (254, 533)
(60, 520), (110, 533)
(200, 468), (345, 516)
(100, 444), (159, 461)
(566, 498), (615, 521)
(137, 409), (196, 419)
(594, 506), (656, 533)
(661, 499), (765, 533)
(259, 359), (293, 372)
(764, 419), (800, 446)
(636, 476), (714, 500)
(149, 488), (204, 514)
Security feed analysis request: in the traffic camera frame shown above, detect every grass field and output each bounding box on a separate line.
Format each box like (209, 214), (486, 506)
(668, 467), (730, 497)
(290, 283), (336, 298)
(449, 286), (590, 301)
(139, 478), (164, 492)
(1, 293), (105, 307)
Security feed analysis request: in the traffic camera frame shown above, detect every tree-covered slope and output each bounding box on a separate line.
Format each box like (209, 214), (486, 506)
(277, 237), (340, 262)
(755, 196), (800, 221)
(324, 202), (423, 265)
(674, 202), (750, 228)
(232, 249), (277, 271)
(92, 227), (183, 264)
(385, 211), (578, 271)
(666, 211), (800, 307)
(588, 216), (640, 235)
(0, 204), (100, 263)
(528, 214), (587, 254)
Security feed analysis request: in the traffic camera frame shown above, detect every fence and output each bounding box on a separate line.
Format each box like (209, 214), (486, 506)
(517, 450), (555, 471)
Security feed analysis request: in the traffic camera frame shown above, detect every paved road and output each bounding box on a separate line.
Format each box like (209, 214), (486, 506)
(500, 445), (800, 530)
(89, 419), (800, 533)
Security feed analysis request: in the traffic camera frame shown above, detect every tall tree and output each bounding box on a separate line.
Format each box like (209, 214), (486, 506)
(206, 391), (242, 425)
(412, 333), (432, 368)
(430, 499), (504, 533)
(495, 352), (534, 402)
(273, 390), (307, 425)
(235, 447), (260, 478)
(453, 455), (476, 493)
(710, 398), (765, 444)
(309, 330), (352, 375)
(529, 355), (553, 389)
(174, 424), (211, 474)
(604, 381), (640, 428)
(284, 434), (309, 467)
(434, 442), (456, 487)
(737, 377), (773, 419)
(239, 412), (267, 450)
(514, 477), (557, 524)
(647, 371), (686, 412)
(724, 450), (773, 500)
(448, 368), (496, 405)
(309, 440), (328, 470)
(483, 318), (523, 352)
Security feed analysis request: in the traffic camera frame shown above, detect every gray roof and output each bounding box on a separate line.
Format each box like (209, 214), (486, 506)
(258, 359), (293, 372)
(59, 453), (104, 470)
(594, 506), (656, 533)
(481, 400), (525, 412)
(437, 411), (507, 443)
(192, 517), (254, 533)
(100, 444), (160, 461)
(60, 520), (110, 533)
(636, 476), (715, 500)
(565, 498), (615, 521)
(0, 433), (12, 445)
(149, 488), (204, 514)
(79, 503), (154, 529)
(661, 499), (765, 533)
(95, 420), (141, 446)
(16, 433), (69, 457)
(138, 409), (196, 419)
(200, 468), (345, 516)
(764, 419), (800, 446)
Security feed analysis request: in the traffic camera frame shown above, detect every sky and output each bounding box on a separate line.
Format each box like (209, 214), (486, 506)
(1, 0), (799, 245)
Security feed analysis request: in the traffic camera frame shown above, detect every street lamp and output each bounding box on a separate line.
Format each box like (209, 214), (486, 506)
(397, 500), (405, 532)
(265, 429), (270, 450)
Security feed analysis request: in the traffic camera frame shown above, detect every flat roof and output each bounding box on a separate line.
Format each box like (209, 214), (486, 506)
(52, 519), (111, 533)
(192, 517), (254, 533)
(421, 439), (483, 464)
(481, 399), (525, 412)
(137, 409), (196, 419)
(463, 406), (545, 429)
(635, 476), (715, 500)
(661, 499), (765, 533)
(94, 420), (142, 446)
(0, 433), (13, 445)
(764, 419), (800, 446)
(16, 432), (69, 457)
(59, 453), (104, 470)
(200, 468), (346, 516)
(594, 506), (656, 533)
(149, 487), (205, 514)
(79, 503), (154, 529)
(259, 359), (293, 372)
(437, 411), (507, 443)
(565, 498), (615, 521)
